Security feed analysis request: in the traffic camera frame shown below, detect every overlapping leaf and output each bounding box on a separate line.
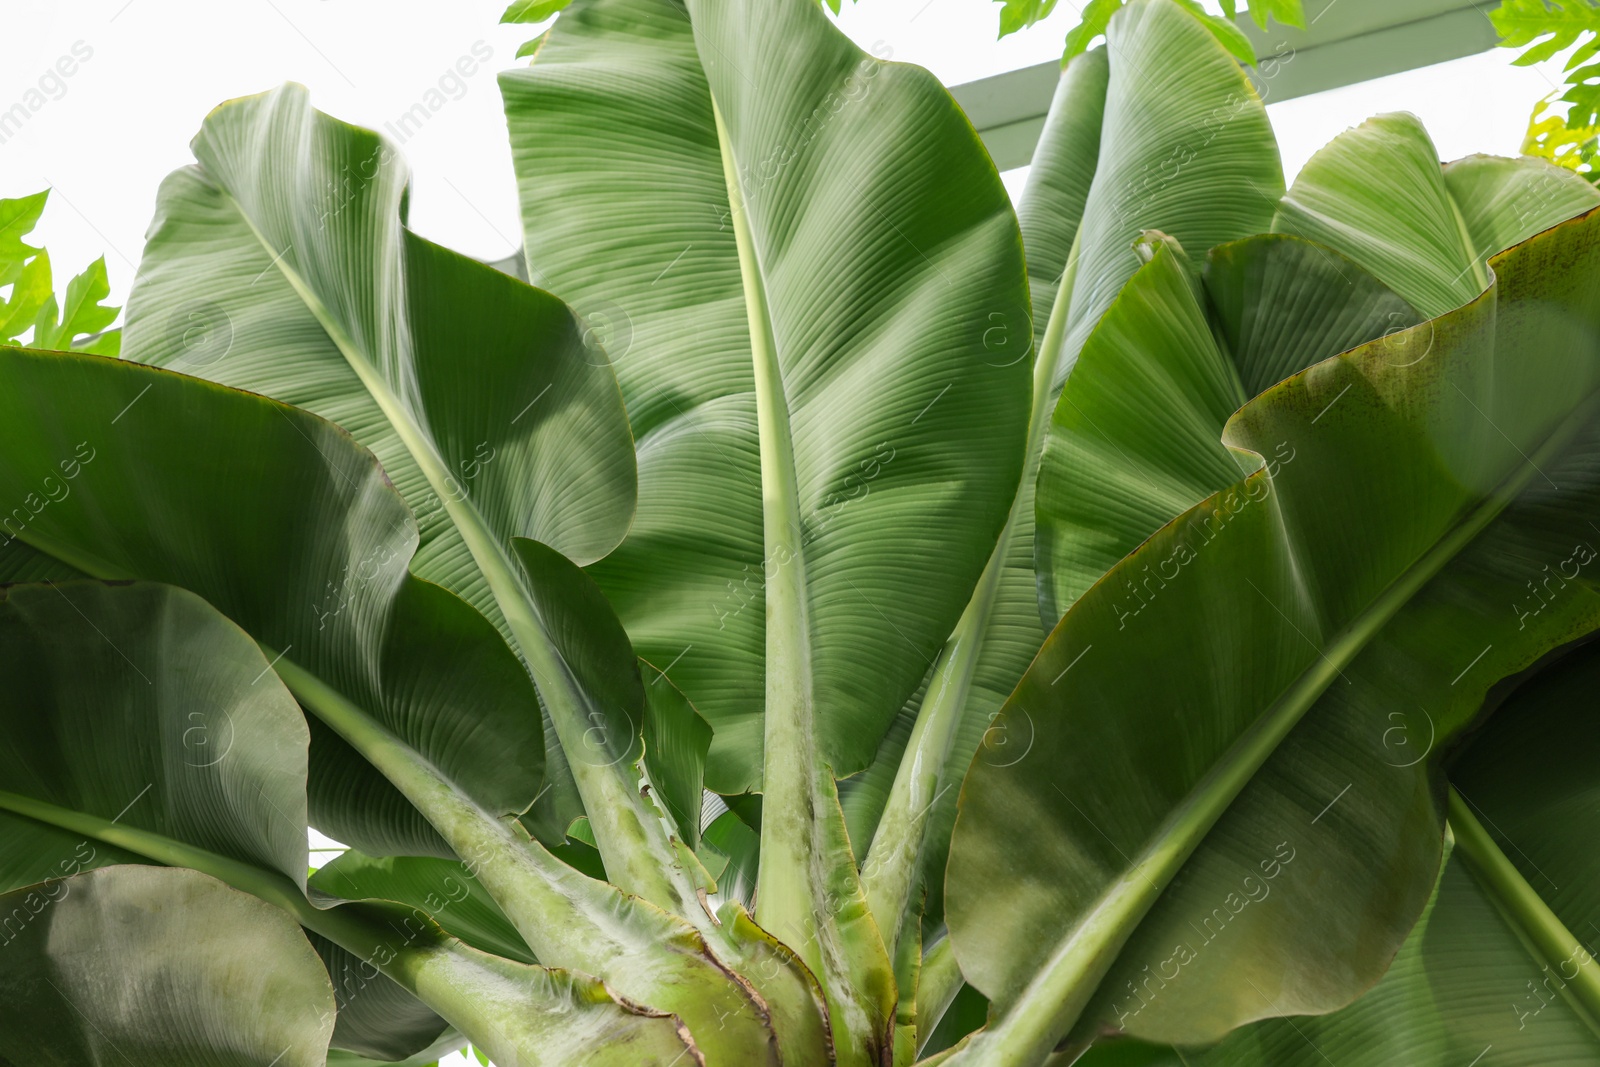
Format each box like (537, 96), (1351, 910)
(504, 0), (1030, 1056)
(0, 581), (311, 893)
(946, 204), (1600, 1063)
(1190, 645), (1600, 1065)
(1273, 115), (1600, 318)
(0, 865), (336, 1066)
(121, 83), (645, 855)
(1034, 233), (1421, 621)
(1052, 0), (1282, 392)
(847, 46), (1108, 933)
(854, 0), (1283, 968)
(0, 575), (703, 1067)
(0, 577), (452, 1063)
(0, 347), (544, 861)
(503, 0), (1028, 796)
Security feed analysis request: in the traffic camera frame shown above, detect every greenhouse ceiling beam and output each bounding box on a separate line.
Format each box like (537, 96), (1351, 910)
(953, 0), (1502, 170)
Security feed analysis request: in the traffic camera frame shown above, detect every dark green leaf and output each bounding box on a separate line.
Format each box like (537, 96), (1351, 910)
(0, 866), (335, 1066)
(1190, 644), (1600, 1064)
(0, 581), (310, 893)
(947, 202), (1600, 1062)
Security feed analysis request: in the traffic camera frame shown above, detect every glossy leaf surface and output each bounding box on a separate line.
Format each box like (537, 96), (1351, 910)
(1273, 117), (1600, 318)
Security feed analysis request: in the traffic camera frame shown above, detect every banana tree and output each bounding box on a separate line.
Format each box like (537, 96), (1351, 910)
(2, 0), (1600, 1064)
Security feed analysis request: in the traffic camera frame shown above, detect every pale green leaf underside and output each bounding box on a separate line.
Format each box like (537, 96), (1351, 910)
(1273, 114), (1600, 319)
(503, 0), (1031, 795)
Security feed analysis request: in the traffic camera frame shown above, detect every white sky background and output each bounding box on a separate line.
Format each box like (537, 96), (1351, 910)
(0, 2), (1576, 1064)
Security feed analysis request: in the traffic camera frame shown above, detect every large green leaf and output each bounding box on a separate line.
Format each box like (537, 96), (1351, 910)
(1189, 644), (1600, 1064)
(504, 0), (1030, 1056)
(0, 577), (448, 1063)
(945, 204), (1600, 1063)
(857, 0), (1282, 969)
(120, 83), (645, 860)
(849, 44), (1108, 945)
(1034, 232), (1421, 621)
(0, 581), (704, 1067)
(1016, 113), (1600, 1064)
(700, 0), (1031, 1051)
(504, 0), (773, 794)
(112, 77), (816, 1059)
(122, 92), (756, 1023)
(1018, 48), (1109, 326)
(125, 85), (634, 580)
(1024, 0), (1284, 644)
(502, 0), (1028, 794)
(0, 581), (309, 894)
(0, 348), (790, 1065)
(1035, 236), (1247, 625)
(1052, 0), (1282, 395)
(0, 347), (544, 862)
(1202, 234), (1422, 399)
(1273, 116), (1600, 318)
(0, 865), (336, 1066)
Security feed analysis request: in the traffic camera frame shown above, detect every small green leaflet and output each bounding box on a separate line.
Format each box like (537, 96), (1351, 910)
(1493, 0), (1600, 68)
(1004, 0), (1302, 62)
(501, 0), (571, 22)
(999, 0), (1061, 36)
(0, 190), (121, 355)
(1494, 0), (1600, 181)
(500, 0), (563, 59)
(1218, 0), (1304, 30)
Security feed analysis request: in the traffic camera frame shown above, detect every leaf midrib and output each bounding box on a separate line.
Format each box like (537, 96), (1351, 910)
(712, 99), (823, 955)
(1446, 186), (1492, 295)
(0, 787), (347, 945)
(1447, 786), (1600, 1039)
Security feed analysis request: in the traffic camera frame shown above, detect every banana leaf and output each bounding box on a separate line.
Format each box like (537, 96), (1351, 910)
(1187, 642), (1600, 1064)
(945, 201), (1600, 1063)
(1273, 115), (1600, 318)
(502, 0), (1032, 1056)
(0, 865), (336, 1066)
